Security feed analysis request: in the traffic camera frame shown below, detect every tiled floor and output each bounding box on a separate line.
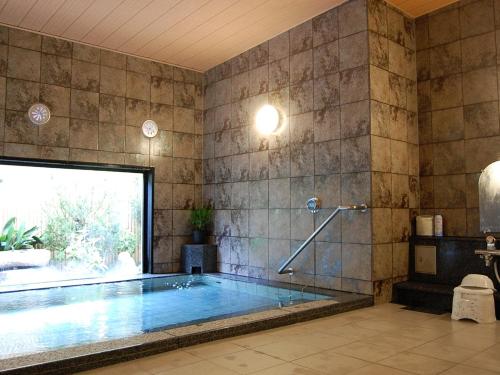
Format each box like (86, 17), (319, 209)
(82, 303), (500, 375)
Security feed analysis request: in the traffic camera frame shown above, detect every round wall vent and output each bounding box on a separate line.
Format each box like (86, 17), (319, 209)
(28, 103), (51, 126)
(142, 119), (158, 138)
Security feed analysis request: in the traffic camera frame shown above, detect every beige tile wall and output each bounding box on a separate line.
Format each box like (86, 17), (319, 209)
(416, 0), (500, 237)
(0, 26), (204, 273)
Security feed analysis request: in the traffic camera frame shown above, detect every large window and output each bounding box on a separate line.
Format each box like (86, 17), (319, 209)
(0, 159), (152, 289)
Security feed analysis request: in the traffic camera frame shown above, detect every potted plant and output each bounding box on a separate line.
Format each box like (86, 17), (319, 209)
(0, 217), (50, 269)
(189, 207), (213, 244)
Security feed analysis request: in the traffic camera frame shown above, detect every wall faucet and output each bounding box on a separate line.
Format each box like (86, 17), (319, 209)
(475, 235), (500, 267)
(474, 235), (500, 283)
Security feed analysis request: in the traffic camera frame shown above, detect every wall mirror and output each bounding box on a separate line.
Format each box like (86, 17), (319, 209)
(479, 160), (500, 233)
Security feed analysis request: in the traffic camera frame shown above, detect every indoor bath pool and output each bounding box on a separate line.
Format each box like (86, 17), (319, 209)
(0, 274), (331, 360)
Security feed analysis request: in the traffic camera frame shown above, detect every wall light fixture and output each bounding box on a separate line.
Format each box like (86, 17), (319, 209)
(255, 104), (280, 135)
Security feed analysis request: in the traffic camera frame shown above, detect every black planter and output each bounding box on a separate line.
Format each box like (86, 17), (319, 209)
(192, 230), (206, 244)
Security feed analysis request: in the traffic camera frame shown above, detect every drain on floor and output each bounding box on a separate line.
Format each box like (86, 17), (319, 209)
(401, 305), (447, 315)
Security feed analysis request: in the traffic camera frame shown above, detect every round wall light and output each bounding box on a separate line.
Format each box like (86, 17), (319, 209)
(256, 104), (280, 135)
(28, 103), (50, 126)
(142, 119), (158, 138)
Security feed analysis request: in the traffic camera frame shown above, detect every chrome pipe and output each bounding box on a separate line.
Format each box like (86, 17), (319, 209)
(278, 204), (367, 275)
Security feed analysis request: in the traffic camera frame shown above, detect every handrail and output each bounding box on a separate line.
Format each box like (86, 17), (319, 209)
(278, 204), (367, 275)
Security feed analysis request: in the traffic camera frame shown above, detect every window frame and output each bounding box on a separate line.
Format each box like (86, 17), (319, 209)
(0, 156), (154, 273)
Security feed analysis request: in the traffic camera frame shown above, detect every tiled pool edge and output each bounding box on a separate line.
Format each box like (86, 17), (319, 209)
(0, 296), (373, 374)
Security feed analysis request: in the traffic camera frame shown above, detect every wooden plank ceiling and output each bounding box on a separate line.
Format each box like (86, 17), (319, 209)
(387, 0), (458, 17)
(0, 0), (457, 72)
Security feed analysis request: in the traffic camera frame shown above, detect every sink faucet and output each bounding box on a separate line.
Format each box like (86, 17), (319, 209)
(475, 235), (500, 267)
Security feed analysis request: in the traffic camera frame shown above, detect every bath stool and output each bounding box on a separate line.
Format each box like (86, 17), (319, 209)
(451, 274), (496, 324)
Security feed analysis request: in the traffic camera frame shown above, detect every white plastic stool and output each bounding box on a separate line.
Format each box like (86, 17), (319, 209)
(451, 274), (496, 324)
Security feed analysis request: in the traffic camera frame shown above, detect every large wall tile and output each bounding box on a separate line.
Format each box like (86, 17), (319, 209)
(316, 242), (341, 277)
(41, 53), (71, 86)
(290, 21), (313, 55)
(341, 135), (370, 173)
(5, 110), (37, 144)
(73, 44), (100, 64)
(339, 31), (368, 70)
(342, 172), (371, 205)
(340, 65), (370, 104)
(339, 0), (367, 38)
(290, 176), (313, 208)
(8, 47), (40, 81)
(69, 119), (98, 150)
(70, 89), (99, 121)
(428, 8), (460, 46)
(459, 0), (495, 38)
(6, 78), (39, 111)
(100, 66), (126, 96)
(313, 7), (339, 47)
(341, 243), (372, 280)
(42, 36), (71, 57)
(431, 107), (464, 142)
(368, 0), (388, 37)
(40, 84), (70, 117)
(430, 74), (462, 110)
(9, 29), (41, 51)
(462, 66), (498, 105)
(269, 32), (289, 63)
(72, 60), (99, 92)
(464, 101), (499, 139)
(429, 41), (461, 79)
(461, 32), (496, 72)
(38, 116), (69, 147)
(314, 73), (340, 110)
(369, 32), (389, 69)
(269, 178), (290, 209)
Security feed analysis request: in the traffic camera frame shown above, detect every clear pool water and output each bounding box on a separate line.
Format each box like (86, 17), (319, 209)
(0, 274), (329, 359)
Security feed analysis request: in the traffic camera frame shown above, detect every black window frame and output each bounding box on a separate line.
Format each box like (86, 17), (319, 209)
(0, 156), (154, 273)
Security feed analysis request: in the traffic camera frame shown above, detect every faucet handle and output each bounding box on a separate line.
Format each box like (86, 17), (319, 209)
(486, 235), (496, 250)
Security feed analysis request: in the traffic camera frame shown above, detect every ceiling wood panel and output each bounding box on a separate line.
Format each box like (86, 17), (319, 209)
(126, 0), (234, 55)
(142, 0), (267, 59)
(165, 0), (302, 62)
(18, 0), (66, 31)
(81, 0), (154, 45)
(386, 0), (458, 16)
(187, 0), (337, 69)
(191, 0), (327, 66)
(0, 0), (458, 72)
(0, 0), (37, 25)
(42, 0), (96, 36)
(175, 0), (334, 65)
(101, 0), (182, 49)
(63, 0), (124, 40)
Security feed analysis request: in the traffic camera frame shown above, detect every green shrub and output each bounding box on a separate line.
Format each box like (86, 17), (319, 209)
(42, 193), (140, 269)
(0, 217), (43, 251)
(189, 207), (213, 231)
(64, 231), (107, 272)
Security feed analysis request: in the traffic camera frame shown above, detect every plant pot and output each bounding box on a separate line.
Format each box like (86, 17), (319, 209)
(192, 230), (206, 244)
(0, 249), (51, 270)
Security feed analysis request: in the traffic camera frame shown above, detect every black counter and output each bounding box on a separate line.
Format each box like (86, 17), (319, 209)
(394, 236), (500, 319)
